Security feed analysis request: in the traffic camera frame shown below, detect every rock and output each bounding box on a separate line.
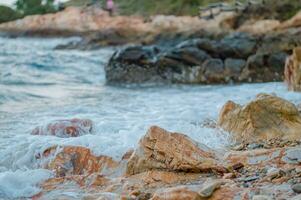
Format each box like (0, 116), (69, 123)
(41, 146), (118, 177)
(238, 20), (280, 34)
(203, 59), (225, 83)
(252, 195), (273, 200)
(292, 183), (301, 194)
(266, 168), (282, 180)
(224, 58), (246, 80)
(285, 47), (301, 91)
(240, 53), (284, 82)
(150, 179), (223, 200)
(126, 126), (225, 175)
(218, 33), (257, 59)
(218, 93), (301, 143)
(105, 45), (162, 84)
(31, 118), (93, 138)
(291, 194), (301, 200)
(282, 148), (301, 164)
(199, 179), (222, 198)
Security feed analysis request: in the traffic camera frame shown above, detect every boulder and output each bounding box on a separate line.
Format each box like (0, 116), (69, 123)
(41, 146), (118, 177)
(203, 59), (225, 83)
(285, 47), (301, 91)
(218, 93), (301, 143)
(224, 58), (246, 80)
(239, 52), (286, 82)
(105, 45), (162, 84)
(126, 126), (225, 175)
(31, 118), (93, 138)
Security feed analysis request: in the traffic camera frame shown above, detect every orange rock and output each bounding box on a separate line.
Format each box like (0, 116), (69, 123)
(285, 47), (301, 92)
(31, 118), (93, 137)
(218, 93), (301, 143)
(42, 146), (118, 177)
(126, 126), (226, 175)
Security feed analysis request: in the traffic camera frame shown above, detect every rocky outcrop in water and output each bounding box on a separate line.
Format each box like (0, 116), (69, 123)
(31, 114), (301, 200)
(106, 32), (290, 84)
(285, 47), (301, 92)
(218, 93), (301, 143)
(31, 118), (93, 137)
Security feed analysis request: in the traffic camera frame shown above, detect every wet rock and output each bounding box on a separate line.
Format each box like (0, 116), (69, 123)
(218, 93), (301, 143)
(105, 45), (162, 84)
(126, 126), (225, 175)
(292, 183), (301, 193)
(31, 118), (93, 138)
(42, 146), (118, 177)
(285, 47), (301, 92)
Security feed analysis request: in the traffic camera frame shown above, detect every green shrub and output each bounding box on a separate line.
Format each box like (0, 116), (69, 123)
(0, 5), (21, 23)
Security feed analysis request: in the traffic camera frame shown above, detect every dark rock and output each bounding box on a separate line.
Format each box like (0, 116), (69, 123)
(219, 33), (257, 59)
(292, 183), (301, 194)
(224, 58), (246, 80)
(105, 45), (163, 84)
(203, 59), (225, 83)
(240, 53), (283, 82)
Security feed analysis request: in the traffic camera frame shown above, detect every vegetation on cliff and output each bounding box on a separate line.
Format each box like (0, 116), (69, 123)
(0, 0), (57, 23)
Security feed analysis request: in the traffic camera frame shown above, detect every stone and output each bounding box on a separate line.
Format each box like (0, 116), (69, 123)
(105, 45), (162, 84)
(285, 47), (301, 92)
(291, 194), (301, 200)
(224, 58), (246, 79)
(252, 195), (273, 200)
(41, 146), (118, 177)
(282, 148), (301, 164)
(126, 126), (225, 175)
(266, 168), (282, 179)
(292, 184), (301, 194)
(203, 59), (225, 83)
(238, 19), (280, 34)
(198, 179), (222, 198)
(31, 118), (93, 138)
(218, 93), (301, 143)
(150, 180), (223, 200)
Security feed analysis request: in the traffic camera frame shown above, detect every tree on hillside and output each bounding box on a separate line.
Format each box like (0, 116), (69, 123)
(15, 0), (57, 15)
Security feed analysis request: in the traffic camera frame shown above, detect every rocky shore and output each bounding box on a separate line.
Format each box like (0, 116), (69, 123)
(29, 93), (301, 200)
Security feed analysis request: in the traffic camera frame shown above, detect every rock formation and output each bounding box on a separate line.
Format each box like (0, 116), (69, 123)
(285, 47), (301, 91)
(218, 93), (301, 143)
(31, 118), (93, 137)
(126, 126), (225, 175)
(106, 32), (289, 84)
(41, 146), (118, 177)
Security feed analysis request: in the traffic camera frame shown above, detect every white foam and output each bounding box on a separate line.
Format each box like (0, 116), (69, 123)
(0, 169), (53, 199)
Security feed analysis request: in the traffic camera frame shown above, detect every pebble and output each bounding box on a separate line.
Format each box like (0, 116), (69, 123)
(292, 183), (301, 193)
(266, 167), (281, 179)
(199, 180), (222, 198)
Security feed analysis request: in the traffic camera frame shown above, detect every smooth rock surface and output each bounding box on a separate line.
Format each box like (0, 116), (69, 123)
(218, 93), (301, 143)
